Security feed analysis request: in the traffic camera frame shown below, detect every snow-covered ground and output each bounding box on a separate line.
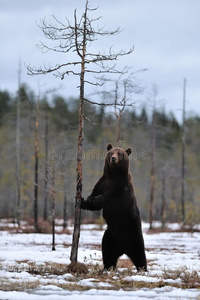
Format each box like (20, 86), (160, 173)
(0, 220), (200, 299)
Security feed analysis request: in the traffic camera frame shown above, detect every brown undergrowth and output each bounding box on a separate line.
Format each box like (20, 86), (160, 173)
(0, 218), (72, 234)
(0, 260), (200, 292)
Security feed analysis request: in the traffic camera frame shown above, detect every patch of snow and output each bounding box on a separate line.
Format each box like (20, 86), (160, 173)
(124, 275), (160, 283)
(78, 278), (112, 288)
(0, 222), (200, 299)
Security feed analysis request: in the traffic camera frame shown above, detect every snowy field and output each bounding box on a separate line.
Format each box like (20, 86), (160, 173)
(0, 220), (200, 300)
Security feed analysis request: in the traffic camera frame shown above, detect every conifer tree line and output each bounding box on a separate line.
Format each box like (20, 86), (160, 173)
(0, 84), (200, 228)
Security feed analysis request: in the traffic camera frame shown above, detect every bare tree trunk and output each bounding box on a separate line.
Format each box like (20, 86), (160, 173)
(149, 124), (155, 229)
(161, 166), (166, 229)
(16, 62), (21, 226)
(34, 96), (39, 232)
(70, 8), (86, 263)
(114, 81), (120, 144)
(149, 163), (155, 230)
(63, 189), (67, 229)
(149, 85), (157, 230)
(43, 108), (49, 220)
(70, 83), (84, 263)
(116, 115), (122, 145)
(51, 164), (56, 251)
(181, 78), (186, 225)
(114, 79), (128, 145)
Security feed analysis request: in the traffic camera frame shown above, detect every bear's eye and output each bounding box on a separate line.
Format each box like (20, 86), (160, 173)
(118, 153), (123, 159)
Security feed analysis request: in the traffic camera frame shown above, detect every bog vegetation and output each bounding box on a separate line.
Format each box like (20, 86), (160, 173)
(0, 85), (200, 229)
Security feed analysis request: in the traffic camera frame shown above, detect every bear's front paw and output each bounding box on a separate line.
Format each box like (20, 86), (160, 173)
(80, 197), (86, 209)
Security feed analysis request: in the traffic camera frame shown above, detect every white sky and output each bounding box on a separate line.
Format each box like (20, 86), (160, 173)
(0, 0), (200, 121)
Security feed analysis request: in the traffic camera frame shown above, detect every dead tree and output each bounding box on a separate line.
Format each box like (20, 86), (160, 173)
(16, 62), (21, 226)
(104, 71), (144, 144)
(63, 188), (67, 229)
(43, 104), (49, 221)
(41, 89), (58, 221)
(50, 163), (56, 251)
(161, 166), (166, 229)
(27, 0), (133, 263)
(112, 73), (134, 144)
(149, 84), (157, 230)
(34, 93), (39, 232)
(181, 78), (186, 225)
(115, 79), (125, 144)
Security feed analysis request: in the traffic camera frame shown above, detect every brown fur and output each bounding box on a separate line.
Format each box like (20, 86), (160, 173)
(81, 144), (147, 271)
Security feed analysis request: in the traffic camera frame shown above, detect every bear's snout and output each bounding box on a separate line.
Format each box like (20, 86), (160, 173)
(110, 153), (119, 164)
(112, 156), (116, 163)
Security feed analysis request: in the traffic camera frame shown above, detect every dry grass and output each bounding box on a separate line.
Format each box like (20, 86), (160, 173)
(0, 280), (40, 292)
(28, 262), (70, 276)
(162, 266), (200, 288)
(67, 262), (89, 275)
(0, 260), (200, 293)
(147, 226), (200, 234)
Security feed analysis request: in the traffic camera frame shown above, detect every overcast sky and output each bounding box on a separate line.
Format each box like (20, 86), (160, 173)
(1, 0), (200, 121)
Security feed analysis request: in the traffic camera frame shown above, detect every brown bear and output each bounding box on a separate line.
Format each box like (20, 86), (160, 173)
(81, 144), (147, 271)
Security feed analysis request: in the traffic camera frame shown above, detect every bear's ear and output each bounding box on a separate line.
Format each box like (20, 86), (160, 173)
(107, 144), (113, 151)
(126, 148), (132, 156)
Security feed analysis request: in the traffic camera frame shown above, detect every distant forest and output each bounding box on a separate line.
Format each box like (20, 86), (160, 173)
(0, 84), (200, 228)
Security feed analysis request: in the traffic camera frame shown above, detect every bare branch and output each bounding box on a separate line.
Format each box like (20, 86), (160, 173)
(74, 9), (83, 58)
(83, 115), (99, 126)
(27, 61), (82, 77)
(28, 4), (134, 78)
(85, 61), (127, 75)
(37, 41), (77, 54)
(83, 97), (135, 107)
(57, 70), (81, 80)
(84, 80), (104, 86)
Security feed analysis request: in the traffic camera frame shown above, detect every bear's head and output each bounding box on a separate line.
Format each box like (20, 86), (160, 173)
(105, 143), (132, 173)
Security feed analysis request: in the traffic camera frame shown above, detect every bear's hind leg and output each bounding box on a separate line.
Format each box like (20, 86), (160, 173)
(102, 229), (123, 270)
(127, 250), (147, 272)
(126, 238), (147, 272)
(126, 224), (147, 272)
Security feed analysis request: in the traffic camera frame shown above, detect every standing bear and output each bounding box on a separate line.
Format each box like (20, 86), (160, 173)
(81, 144), (147, 271)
